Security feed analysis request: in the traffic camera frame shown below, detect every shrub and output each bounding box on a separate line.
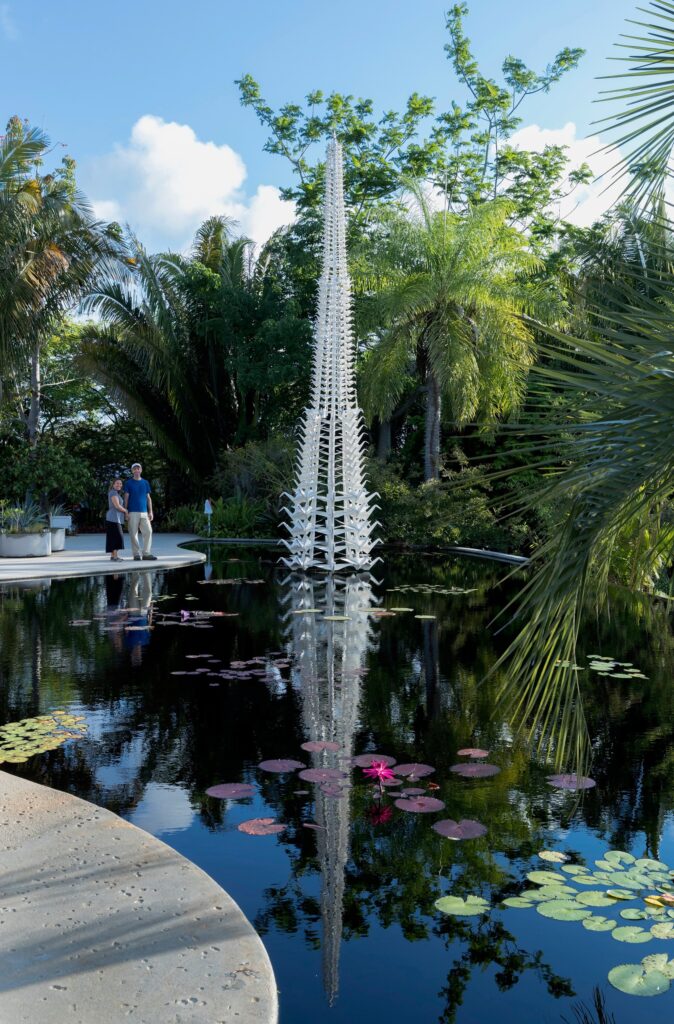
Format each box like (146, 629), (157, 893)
(165, 495), (267, 538)
(367, 460), (520, 551)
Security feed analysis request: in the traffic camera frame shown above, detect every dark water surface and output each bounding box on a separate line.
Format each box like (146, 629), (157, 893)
(1, 546), (674, 1023)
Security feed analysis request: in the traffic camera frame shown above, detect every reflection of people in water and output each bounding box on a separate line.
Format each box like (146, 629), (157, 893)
(125, 572), (154, 666)
(104, 572), (124, 611)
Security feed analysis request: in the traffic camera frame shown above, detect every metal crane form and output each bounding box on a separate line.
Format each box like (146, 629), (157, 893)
(281, 137), (380, 572)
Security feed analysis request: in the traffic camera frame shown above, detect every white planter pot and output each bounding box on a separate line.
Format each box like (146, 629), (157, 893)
(50, 527), (66, 552)
(0, 531), (52, 558)
(49, 515), (72, 530)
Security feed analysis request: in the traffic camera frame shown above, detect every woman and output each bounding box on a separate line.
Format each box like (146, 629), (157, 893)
(105, 478), (128, 561)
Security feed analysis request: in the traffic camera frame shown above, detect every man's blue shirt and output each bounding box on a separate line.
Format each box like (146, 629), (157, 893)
(124, 478), (151, 513)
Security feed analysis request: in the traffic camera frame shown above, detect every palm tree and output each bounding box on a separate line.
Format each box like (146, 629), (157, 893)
(356, 194), (555, 481)
(0, 117), (119, 439)
(80, 217), (311, 479)
(492, 2), (674, 771)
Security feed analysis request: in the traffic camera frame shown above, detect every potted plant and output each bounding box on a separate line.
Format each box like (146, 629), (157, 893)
(48, 503), (72, 552)
(0, 502), (52, 558)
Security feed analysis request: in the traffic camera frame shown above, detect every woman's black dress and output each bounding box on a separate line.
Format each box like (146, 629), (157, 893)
(105, 490), (125, 552)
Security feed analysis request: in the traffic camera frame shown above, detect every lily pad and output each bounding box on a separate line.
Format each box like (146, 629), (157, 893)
(299, 767), (348, 783)
(636, 858), (669, 872)
(435, 895), (489, 917)
(608, 962), (670, 996)
(450, 763), (500, 778)
(536, 900), (591, 922)
(546, 773), (596, 791)
(576, 890), (616, 908)
(612, 926), (652, 944)
(432, 818), (487, 840)
(259, 759), (305, 773)
(237, 817), (285, 836)
(538, 850), (568, 864)
(395, 796), (445, 813)
(651, 922), (674, 939)
(582, 915), (616, 932)
(621, 909), (649, 921)
(456, 748), (490, 758)
(393, 763), (435, 778)
(642, 954), (674, 979)
(301, 740), (341, 752)
(527, 870), (566, 886)
(205, 783), (255, 799)
(352, 753), (397, 768)
(502, 896), (534, 908)
(602, 847), (635, 864)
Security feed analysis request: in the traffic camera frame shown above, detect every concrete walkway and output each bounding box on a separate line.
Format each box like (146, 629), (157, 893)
(0, 771), (278, 1024)
(0, 533), (205, 584)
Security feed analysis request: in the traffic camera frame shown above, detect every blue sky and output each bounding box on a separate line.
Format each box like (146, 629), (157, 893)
(1, 0), (640, 249)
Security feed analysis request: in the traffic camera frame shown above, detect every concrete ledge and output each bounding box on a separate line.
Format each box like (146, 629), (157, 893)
(0, 533), (205, 584)
(0, 771), (278, 1024)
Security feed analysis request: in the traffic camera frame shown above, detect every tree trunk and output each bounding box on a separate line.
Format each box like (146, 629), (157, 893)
(377, 418), (391, 460)
(27, 345), (41, 446)
(423, 368), (441, 481)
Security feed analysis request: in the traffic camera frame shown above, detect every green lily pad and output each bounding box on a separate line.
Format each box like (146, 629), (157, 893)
(605, 850), (636, 867)
(435, 895), (489, 917)
(538, 850), (568, 864)
(527, 870), (565, 886)
(536, 900), (591, 922)
(641, 954), (674, 978)
(502, 896), (533, 909)
(560, 863), (591, 875)
(612, 926), (652, 944)
(595, 859), (615, 871)
(582, 915), (616, 932)
(533, 884), (578, 899)
(608, 963), (670, 996)
(607, 889), (635, 901)
(576, 890), (617, 908)
(621, 908), (649, 921)
(651, 922), (674, 939)
(635, 858), (668, 873)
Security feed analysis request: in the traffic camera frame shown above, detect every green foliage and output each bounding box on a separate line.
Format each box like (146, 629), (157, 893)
(238, 5), (585, 240)
(80, 221), (312, 478)
(165, 495), (267, 538)
(0, 436), (95, 505)
(368, 460), (513, 550)
(595, 0), (674, 204)
(0, 500), (47, 534)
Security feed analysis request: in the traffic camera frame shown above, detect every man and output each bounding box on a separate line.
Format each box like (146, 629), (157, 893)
(123, 463), (157, 561)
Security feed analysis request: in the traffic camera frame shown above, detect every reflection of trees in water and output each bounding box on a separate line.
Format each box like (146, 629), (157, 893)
(1, 554), (674, 1018)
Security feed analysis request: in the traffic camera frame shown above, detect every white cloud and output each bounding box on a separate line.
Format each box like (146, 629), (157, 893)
(508, 121), (624, 227)
(91, 198), (123, 222)
(0, 4), (17, 40)
(89, 114), (294, 250)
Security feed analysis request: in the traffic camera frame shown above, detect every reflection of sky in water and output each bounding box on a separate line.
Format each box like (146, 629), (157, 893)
(4, 552), (674, 1024)
(129, 782), (195, 835)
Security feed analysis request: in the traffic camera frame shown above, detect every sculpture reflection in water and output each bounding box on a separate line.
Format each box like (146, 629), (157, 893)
(281, 571), (378, 1005)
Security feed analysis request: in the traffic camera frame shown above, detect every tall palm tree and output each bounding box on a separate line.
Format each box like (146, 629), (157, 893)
(0, 117), (119, 437)
(80, 217), (311, 479)
(357, 194), (555, 480)
(493, 2), (674, 772)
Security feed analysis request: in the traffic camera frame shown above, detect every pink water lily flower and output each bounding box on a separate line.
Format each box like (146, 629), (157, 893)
(362, 760), (396, 783)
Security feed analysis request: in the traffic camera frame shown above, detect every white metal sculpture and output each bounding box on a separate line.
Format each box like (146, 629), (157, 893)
(281, 138), (380, 572)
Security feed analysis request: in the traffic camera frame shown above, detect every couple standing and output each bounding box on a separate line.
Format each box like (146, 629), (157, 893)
(106, 463), (158, 562)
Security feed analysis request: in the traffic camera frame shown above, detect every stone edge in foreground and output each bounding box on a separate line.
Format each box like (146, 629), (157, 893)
(0, 771), (278, 1024)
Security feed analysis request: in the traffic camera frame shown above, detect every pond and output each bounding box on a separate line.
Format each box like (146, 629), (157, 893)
(1, 545), (674, 1023)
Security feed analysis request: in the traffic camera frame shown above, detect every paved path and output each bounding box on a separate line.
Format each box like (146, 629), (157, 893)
(0, 771), (278, 1024)
(0, 533), (205, 584)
